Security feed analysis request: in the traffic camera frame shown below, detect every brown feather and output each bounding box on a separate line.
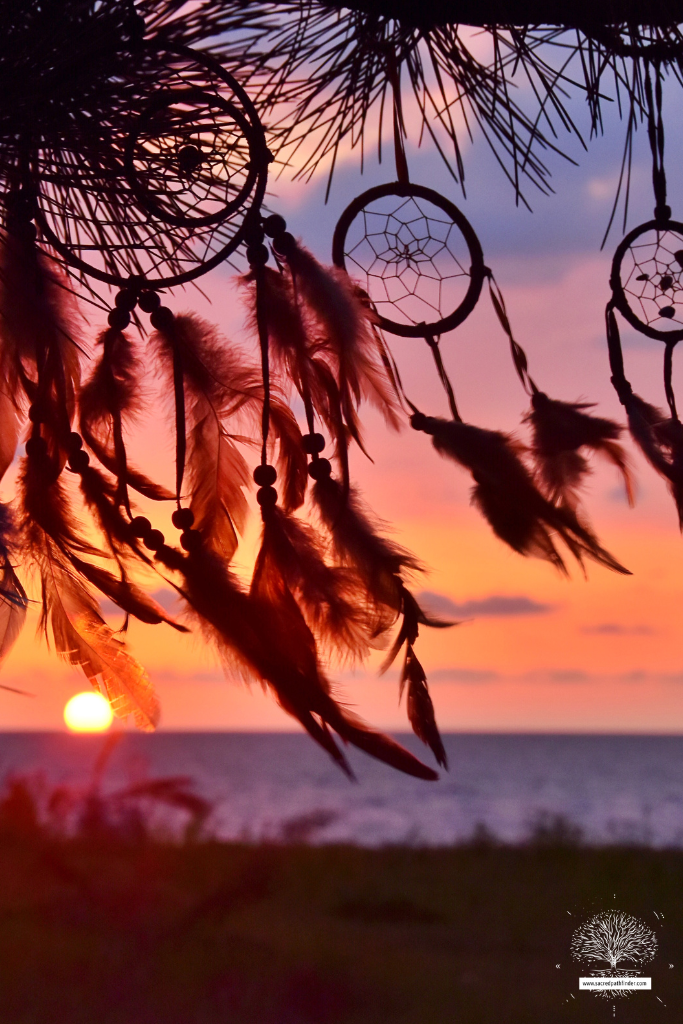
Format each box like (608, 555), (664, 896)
(626, 394), (683, 528)
(76, 462), (149, 561)
(401, 646), (448, 769)
(255, 504), (370, 661)
(416, 415), (630, 576)
(0, 503), (27, 664)
(526, 391), (634, 507)
(20, 452), (101, 561)
(312, 474), (422, 634)
(241, 266), (349, 478)
(267, 398), (309, 512)
(69, 555), (188, 632)
(25, 525), (158, 731)
(0, 230), (81, 446)
(151, 313), (307, 532)
(79, 327), (172, 502)
(154, 542), (437, 779)
(283, 242), (401, 438)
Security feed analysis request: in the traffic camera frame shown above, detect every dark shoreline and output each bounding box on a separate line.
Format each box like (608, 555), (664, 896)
(1, 837), (680, 1022)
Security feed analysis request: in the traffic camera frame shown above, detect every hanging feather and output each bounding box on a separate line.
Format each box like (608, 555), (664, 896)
(0, 503), (27, 665)
(412, 413), (630, 576)
(150, 312), (307, 546)
(253, 503), (370, 661)
(19, 475), (159, 732)
(241, 265), (350, 478)
(383, 583), (450, 766)
(625, 394), (683, 527)
(43, 557), (160, 731)
(309, 468), (451, 758)
(526, 391), (634, 508)
(154, 540), (438, 779)
(75, 458), (149, 562)
(311, 471), (421, 634)
(275, 237), (401, 441)
(69, 555), (187, 632)
(0, 225), (81, 448)
(401, 646), (448, 769)
(79, 327), (173, 503)
(267, 397), (308, 512)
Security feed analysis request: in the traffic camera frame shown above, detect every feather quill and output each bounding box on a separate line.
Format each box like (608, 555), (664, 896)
(526, 391), (634, 507)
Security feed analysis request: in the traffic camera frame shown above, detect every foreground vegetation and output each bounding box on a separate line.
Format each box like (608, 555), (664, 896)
(0, 805), (681, 1024)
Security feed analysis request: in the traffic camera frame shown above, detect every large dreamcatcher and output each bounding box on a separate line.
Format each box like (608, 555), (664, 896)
(0, 2), (458, 782)
(606, 64), (683, 528)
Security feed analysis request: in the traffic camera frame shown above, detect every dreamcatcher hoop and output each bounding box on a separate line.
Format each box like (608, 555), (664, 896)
(332, 182), (486, 339)
(610, 217), (683, 343)
(28, 44), (269, 291)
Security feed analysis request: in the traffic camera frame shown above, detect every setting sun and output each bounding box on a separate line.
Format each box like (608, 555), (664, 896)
(63, 692), (114, 733)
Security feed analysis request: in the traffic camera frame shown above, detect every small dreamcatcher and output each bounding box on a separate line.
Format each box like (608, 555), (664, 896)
(0, 7), (452, 783)
(606, 64), (683, 526)
(328, 49), (634, 757)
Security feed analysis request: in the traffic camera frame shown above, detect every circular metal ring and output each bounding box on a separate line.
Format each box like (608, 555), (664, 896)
(610, 218), (683, 343)
(332, 181), (485, 339)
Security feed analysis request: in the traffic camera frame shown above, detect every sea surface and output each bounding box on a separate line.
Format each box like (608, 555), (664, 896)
(0, 732), (682, 847)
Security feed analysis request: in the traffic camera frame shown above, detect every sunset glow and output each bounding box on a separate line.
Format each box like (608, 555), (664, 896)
(63, 692), (113, 733)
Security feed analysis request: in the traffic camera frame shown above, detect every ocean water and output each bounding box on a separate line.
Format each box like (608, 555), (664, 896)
(0, 731), (682, 847)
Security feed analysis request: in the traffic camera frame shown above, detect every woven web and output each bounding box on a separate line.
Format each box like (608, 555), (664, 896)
(344, 194), (473, 330)
(35, 50), (260, 288)
(131, 97), (251, 224)
(620, 227), (683, 332)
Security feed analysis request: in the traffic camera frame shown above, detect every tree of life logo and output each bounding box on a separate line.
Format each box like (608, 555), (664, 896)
(571, 912), (657, 999)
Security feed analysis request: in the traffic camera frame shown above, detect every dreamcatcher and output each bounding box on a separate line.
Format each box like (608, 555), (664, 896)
(0, 3), (446, 781)
(606, 64), (683, 527)
(332, 52), (633, 609)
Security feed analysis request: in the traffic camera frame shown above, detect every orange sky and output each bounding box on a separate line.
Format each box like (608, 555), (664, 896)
(3, 105), (683, 733)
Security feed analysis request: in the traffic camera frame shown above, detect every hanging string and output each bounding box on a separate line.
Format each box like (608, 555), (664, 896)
(605, 301), (633, 406)
(423, 333), (460, 422)
(487, 271), (537, 396)
(253, 262), (271, 467)
(385, 47), (409, 185)
(645, 62), (669, 225)
(103, 322), (132, 519)
(664, 340), (679, 421)
(171, 331), (186, 510)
